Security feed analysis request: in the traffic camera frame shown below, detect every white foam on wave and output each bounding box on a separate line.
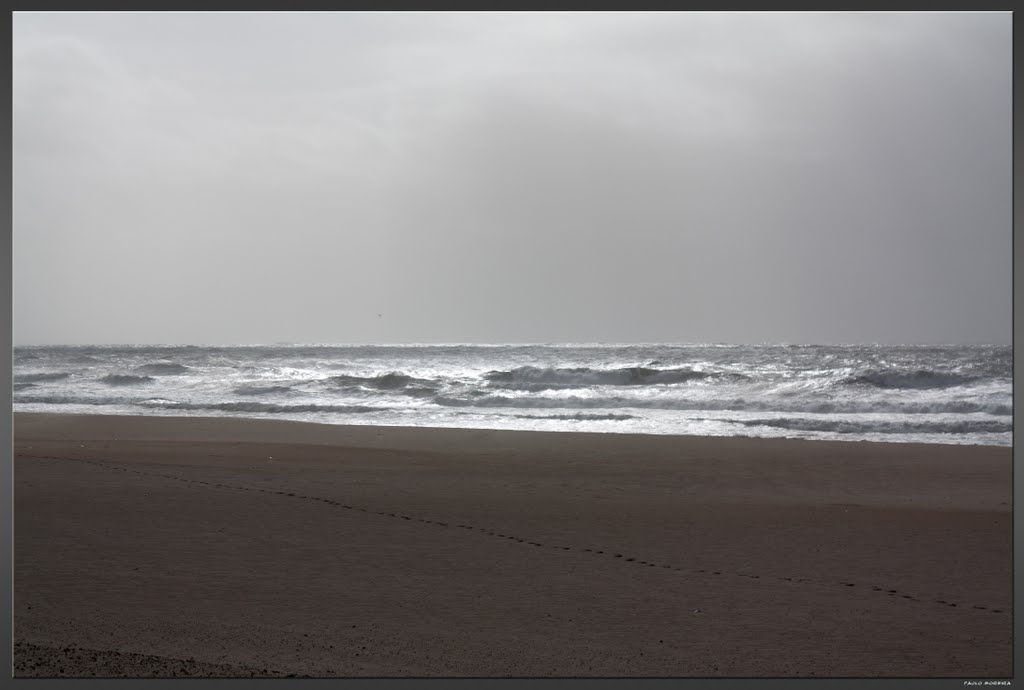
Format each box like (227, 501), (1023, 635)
(134, 399), (386, 414)
(101, 374), (156, 386)
(842, 368), (981, 390)
(12, 343), (1012, 445)
(726, 416), (1012, 435)
(14, 372), (72, 382)
(133, 362), (191, 375)
(483, 365), (722, 388)
(429, 392), (1012, 416)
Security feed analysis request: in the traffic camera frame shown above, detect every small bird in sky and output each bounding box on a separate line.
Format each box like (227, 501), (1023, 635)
(378, 313), (382, 318)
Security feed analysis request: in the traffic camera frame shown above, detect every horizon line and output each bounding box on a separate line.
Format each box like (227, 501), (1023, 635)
(12, 340), (1012, 348)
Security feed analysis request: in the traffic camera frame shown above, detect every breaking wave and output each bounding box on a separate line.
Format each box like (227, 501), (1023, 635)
(842, 369), (980, 390)
(233, 385), (295, 396)
(325, 372), (437, 390)
(14, 394), (133, 406)
(134, 362), (191, 375)
(732, 417), (1013, 435)
(431, 394), (1012, 416)
(101, 374), (156, 386)
(135, 400), (385, 414)
(483, 365), (723, 389)
(11, 343), (1012, 445)
(14, 394), (383, 416)
(15, 372), (71, 383)
(64, 354), (101, 364)
(402, 386), (438, 398)
(513, 412), (637, 421)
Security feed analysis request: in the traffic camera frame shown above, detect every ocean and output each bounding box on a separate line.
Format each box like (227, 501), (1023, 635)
(12, 343), (1012, 446)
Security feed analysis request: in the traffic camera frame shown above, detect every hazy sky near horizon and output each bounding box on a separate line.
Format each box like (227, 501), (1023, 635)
(13, 12), (1012, 345)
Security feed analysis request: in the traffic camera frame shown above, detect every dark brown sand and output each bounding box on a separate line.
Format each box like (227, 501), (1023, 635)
(13, 412), (1012, 677)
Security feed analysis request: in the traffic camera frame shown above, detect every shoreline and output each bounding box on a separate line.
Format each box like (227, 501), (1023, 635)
(13, 411), (1012, 676)
(11, 410), (1011, 449)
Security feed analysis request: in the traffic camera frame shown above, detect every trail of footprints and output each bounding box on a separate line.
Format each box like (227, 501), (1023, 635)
(26, 454), (1007, 617)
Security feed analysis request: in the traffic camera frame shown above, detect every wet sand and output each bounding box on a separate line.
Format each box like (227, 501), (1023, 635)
(13, 412), (1012, 677)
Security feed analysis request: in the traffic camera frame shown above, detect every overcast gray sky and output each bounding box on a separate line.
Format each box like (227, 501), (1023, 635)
(13, 11), (1012, 345)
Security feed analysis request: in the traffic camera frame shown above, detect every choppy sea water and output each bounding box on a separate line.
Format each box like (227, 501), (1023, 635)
(12, 343), (1012, 446)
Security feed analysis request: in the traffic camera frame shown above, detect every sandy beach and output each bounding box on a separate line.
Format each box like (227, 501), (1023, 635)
(12, 412), (1012, 677)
